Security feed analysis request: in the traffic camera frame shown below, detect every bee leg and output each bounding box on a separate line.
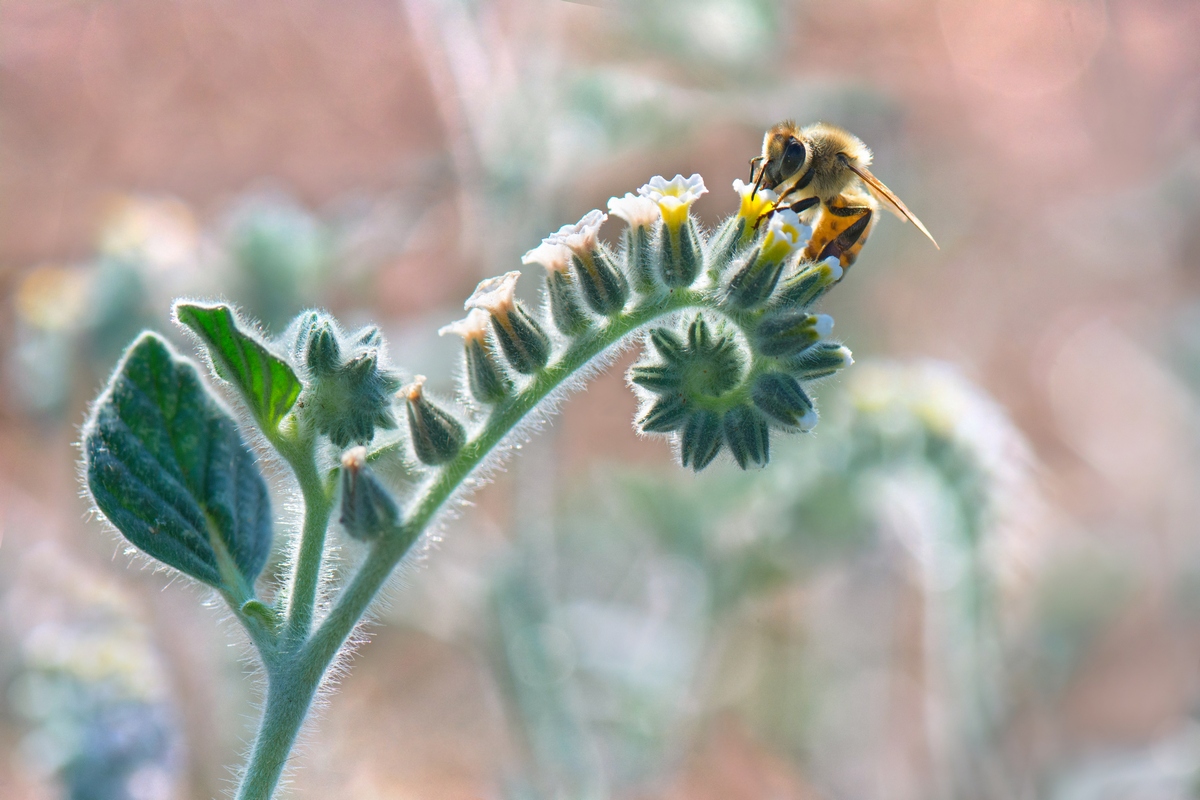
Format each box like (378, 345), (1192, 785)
(748, 156), (763, 184)
(785, 196), (819, 215)
(752, 194), (819, 231)
(803, 195), (876, 268)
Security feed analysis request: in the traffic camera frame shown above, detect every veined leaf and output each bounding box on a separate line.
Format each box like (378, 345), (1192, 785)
(83, 332), (273, 597)
(175, 302), (301, 431)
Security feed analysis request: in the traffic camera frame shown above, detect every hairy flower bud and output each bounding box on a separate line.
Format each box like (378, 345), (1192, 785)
(680, 409), (722, 471)
(608, 193), (661, 294)
(752, 372), (817, 430)
(755, 311), (833, 359)
(439, 309), (511, 404)
(722, 209), (809, 309)
(403, 376), (467, 465)
(723, 405), (771, 468)
(776, 257), (844, 308)
(465, 271), (551, 374)
(551, 211), (629, 317)
(522, 241), (590, 337)
(290, 313), (401, 447)
(788, 341), (854, 380)
(339, 446), (400, 541)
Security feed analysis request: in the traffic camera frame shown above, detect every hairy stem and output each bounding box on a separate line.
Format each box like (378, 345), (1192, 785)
(280, 439), (334, 642)
(235, 288), (704, 799)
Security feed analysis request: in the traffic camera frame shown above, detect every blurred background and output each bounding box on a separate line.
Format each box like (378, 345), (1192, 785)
(2, 0), (1200, 797)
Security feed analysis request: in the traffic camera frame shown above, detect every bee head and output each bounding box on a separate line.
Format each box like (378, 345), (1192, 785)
(760, 123), (809, 191)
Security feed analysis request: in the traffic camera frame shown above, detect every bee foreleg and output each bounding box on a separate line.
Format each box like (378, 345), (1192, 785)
(748, 156), (763, 184)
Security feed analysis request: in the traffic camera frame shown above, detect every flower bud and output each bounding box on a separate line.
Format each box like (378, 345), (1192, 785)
(550, 211), (629, 317)
(304, 318), (342, 377)
(754, 311), (833, 358)
(608, 193), (661, 294)
(680, 409), (722, 471)
(637, 392), (688, 433)
(658, 218), (704, 288)
(339, 446), (400, 541)
(403, 376), (467, 465)
(465, 271), (551, 374)
(522, 241), (590, 337)
(571, 246), (628, 316)
(788, 341), (854, 380)
(723, 209), (809, 309)
(752, 372), (817, 430)
(723, 405), (770, 468)
(291, 313), (401, 447)
(723, 246), (786, 310)
(438, 309), (511, 404)
(776, 257), (844, 308)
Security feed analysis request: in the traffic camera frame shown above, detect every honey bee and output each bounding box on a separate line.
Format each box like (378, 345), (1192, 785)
(750, 121), (938, 267)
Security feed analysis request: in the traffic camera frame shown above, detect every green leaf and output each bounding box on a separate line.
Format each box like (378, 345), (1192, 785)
(174, 302), (301, 431)
(83, 332), (273, 598)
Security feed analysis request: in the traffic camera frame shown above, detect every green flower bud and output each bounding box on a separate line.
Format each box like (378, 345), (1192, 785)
(722, 245), (787, 310)
(439, 309), (512, 404)
(776, 258), (844, 308)
(752, 372), (817, 430)
(570, 247), (628, 316)
(522, 241), (591, 337)
(290, 313), (402, 448)
(659, 218), (704, 288)
(680, 409), (722, 471)
(545, 270), (591, 336)
(339, 446), (400, 541)
(549, 211), (629, 316)
(608, 193), (662, 295)
(465, 272), (551, 375)
(723, 405), (770, 468)
(403, 376), (467, 466)
(637, 393), (688, 433)
(755, 311), (833, 358)
(787, 341), (854, 380)
(705, 214), (749, 275)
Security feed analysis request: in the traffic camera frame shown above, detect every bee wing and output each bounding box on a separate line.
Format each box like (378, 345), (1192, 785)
(844, 161), (939, 250)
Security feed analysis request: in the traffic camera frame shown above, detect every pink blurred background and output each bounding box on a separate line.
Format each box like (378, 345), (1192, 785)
(3, 1), (1200, 798)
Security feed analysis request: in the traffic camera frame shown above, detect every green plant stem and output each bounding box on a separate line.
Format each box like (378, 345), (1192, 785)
(236, 289), (702, 800)
(279, 438), (334, 642)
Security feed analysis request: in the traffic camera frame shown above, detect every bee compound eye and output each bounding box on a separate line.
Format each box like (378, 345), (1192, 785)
(781, 139), (807, 175)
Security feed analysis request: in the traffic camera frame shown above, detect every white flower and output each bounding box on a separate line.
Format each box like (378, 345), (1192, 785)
(606, 193), (661, 228)
(464, 271), (521, 315)
(637, 174), (708, 229)
(813, 314), (834, 339)
(521, 240), (573, 274)
(760, 208), (811, 263)
(732, 178), (778, 225)
(548, 209), (606, 256)
(438, 308), (492, 342)
(821, 257), (844, 282)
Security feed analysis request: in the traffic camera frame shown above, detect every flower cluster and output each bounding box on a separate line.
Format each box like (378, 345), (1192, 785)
(281, 173), (855, 472)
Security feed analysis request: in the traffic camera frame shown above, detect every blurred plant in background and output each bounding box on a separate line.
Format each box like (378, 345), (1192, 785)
(479, 360), (1038, 799)
(1, 543), (183, 800)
